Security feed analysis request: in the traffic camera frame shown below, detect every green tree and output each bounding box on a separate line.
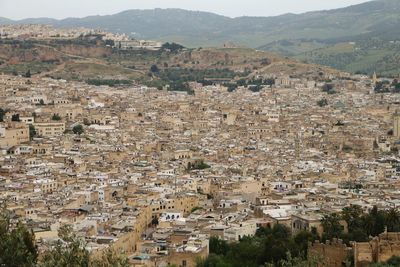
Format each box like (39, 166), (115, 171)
(368, 256), (400, 267)
(367, 206), (386, 237)
(226, 236), (263, 267)
(72, 124), (84, 135)
(386, 256), (400, 266)
(209, 236), (230, 256)
(317, 98), (328, 107)
(385, 208), (400, 232)
(151, 217), (159, 227)
(322, 83), (335, 93)
(0, 108), (5, 122)
(11, 113), (20, 121)
(150, 64), (160, 73)
(25, 70), (31, 78)
(196, 254), (230, 267)
(39, 225), (90, 267)
(104, 39), (115, 46)
(342, 205), (364, 230)
(321, 213), (343, 240)
(294, 231), (317, 257)
(51, 114), (62, 121)
(341, 205), (368, 242)
(0, 204), (38, 267)
(162, 42), (184, 53)
(90, 248), (130, 267)
(29, 124), (36, 140)
(277, 252), (319, 267)
(259, 224), (300, 266)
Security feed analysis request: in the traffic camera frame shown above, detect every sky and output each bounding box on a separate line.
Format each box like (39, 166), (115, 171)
(0, 0), (371, 20)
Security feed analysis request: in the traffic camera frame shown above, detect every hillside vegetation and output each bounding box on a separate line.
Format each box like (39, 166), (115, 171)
(3, 0), (400, 75)
(0, 36), (337, 92)
(4, 1), (400, 76)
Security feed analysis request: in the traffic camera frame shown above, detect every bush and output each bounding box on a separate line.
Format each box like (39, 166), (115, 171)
(150, 64), (160, 73)
(317, 98), (328, 107)
(52, 114), (62, 121)
(72, 124), (84, 135)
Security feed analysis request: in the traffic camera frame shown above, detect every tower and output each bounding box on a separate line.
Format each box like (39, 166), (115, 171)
(394, 110), (400, 138)
(372, 71), (377, 86)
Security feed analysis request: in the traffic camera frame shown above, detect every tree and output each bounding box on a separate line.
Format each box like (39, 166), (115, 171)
(151, 217), (159, 227)
(90, 248), (130, 267)
(29, 125), (36, 140)
(226, 236), (264, 267)
(104, 39), (115, 47)
(0, 108), (5, 122)
(386, 256), (400, 266)
(25, 70), (31, 78)
(385, 208), (400, 232)
(276, 252), (319, 267)
(201, 224), (316, 267)
(40, 225), (130, 267)
(0, 204), (38, 267)
(196, 254), (230, 267)
(321, 83), (337, 94)
(367, 206), (386, 237)
(369, 263), (393, 267)
(209, 236), (230, 256)
(369, 256), (400, 267)
(188, 160), (211, 170)
(342, 205), (364, 231)
(317, 98), (328, 107)
(162, 42), (185, 53)
(39, 225), (90, 267)
(150, 64), (160, 73)
(294, 231), (318, 257)
(72, 124), (84, 135)
(51, 114), (62, 121)
(11, 113), (20, 122)
(321, 213), (343, 240)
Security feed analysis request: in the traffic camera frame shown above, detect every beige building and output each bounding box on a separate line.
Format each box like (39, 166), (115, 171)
(34, 122), (65, 137)
(0, 122), (30, 148)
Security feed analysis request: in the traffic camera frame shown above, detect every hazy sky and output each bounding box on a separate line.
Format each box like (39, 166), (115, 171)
(1, 0), (371, 20)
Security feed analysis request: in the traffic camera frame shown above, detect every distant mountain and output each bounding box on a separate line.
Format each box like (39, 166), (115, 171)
(2, 0), (400, 74)
(0, 17), (13, 25)
(1, 0), (399, 48)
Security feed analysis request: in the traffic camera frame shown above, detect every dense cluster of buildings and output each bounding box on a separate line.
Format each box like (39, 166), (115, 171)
(1, 67), (400, 267)
(0, 24), (162, 50)
(0, 24), (101, 40)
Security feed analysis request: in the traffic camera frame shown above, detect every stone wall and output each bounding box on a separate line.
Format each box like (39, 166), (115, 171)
(354, 232), (400, 267)
(308, 239), (351, 267)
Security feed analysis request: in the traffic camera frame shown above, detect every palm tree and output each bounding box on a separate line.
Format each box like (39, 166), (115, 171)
(362, 214), (374, 237)
(386, 208), (400, 232)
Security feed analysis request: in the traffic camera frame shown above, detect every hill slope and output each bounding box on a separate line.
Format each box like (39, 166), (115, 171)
(2, 0), (400, 74)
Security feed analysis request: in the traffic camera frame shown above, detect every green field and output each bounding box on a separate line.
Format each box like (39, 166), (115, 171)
(295, 40), (400, 76)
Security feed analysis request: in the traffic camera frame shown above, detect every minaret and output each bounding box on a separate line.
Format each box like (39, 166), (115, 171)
(394, 110), (400, 139)
(372, 72), (377, 86)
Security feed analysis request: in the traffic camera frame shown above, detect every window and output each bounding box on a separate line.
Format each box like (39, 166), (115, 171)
(182, 260), (187, 267)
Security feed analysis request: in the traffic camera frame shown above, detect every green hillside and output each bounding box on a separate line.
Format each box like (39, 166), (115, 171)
(294, 39), (400, 76)
(2, 0), (399, 48)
